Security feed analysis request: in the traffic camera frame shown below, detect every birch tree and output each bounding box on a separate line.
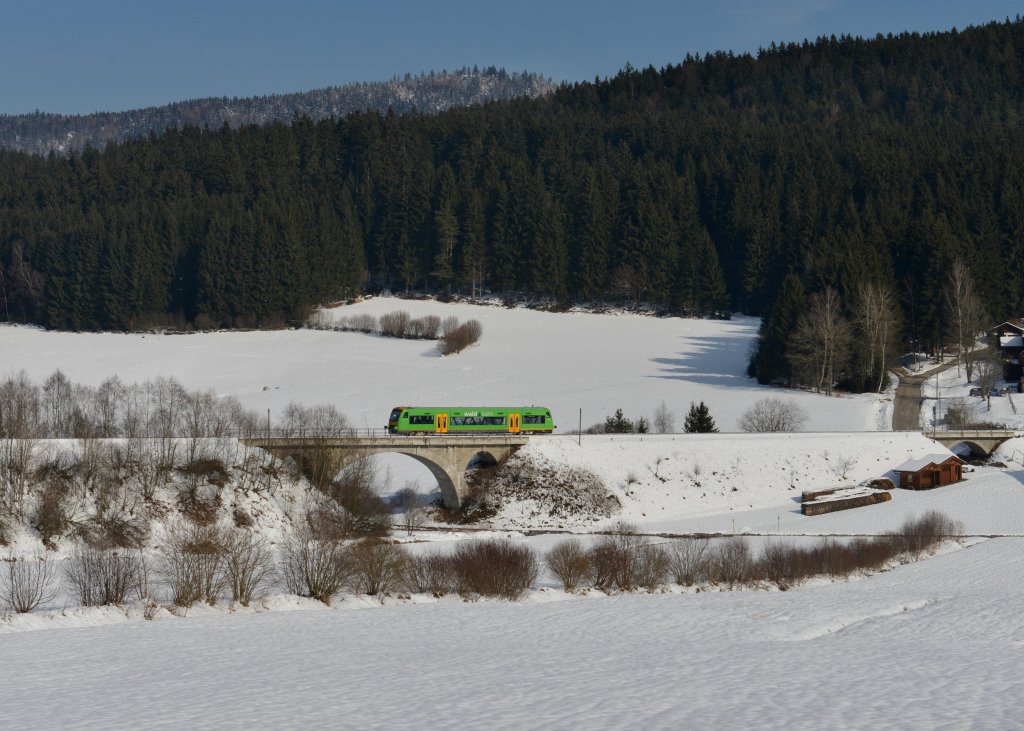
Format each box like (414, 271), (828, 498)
(854, 281), (900, 393)
(789, 288), (852, 396)
(945, 259), (986, 380)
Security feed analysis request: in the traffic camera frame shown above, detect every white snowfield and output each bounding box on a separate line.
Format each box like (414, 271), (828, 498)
(3, 300), (1024, 729)
(1, 538), (1022, 729)
(0, 296), (888, 433)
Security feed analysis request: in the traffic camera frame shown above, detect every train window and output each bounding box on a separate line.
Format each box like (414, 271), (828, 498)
(409, 415), (434, 425)
(482, 416), (506, 425)
(523, 415), (544, 424)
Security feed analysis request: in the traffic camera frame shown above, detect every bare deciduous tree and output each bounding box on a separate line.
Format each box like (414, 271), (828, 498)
(738, 397), (807, 432)
(653, 401), (675, 434)
(975, 346), (1003, 410)
(788, 288), (852, 396)
(222, 529), (276, 606)
(395, 484), (425, 536)
(347, 539), (410, 595)
(854, 281), (900, 393)
(280, 529), (350, 605)
(1, 554), (59, 613)
(946, 259), (987, 380)
(0, 371), (43, 519)
(63, 546), (144, 606)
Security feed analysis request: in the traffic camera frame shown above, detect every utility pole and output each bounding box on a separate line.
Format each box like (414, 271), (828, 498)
(267, 409), (271, 440)
(578, 408), (582, 446)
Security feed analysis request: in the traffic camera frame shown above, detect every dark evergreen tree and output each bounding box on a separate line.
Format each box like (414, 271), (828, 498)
(683, 401), (718, 433)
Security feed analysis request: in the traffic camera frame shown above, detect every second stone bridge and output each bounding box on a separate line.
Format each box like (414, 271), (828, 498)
(242, 434), (530, 508)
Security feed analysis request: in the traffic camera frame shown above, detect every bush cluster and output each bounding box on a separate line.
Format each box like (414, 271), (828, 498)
(439, 319), (483, 355)
(320, 309), (458, 343)
(0, 512), (962, 615)
(545, 512), (963, 592)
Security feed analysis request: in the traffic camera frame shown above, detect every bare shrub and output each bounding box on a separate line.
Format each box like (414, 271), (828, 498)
(177, 484), (223, 526)
(738, 397), (807, 432)
(668, 537), (710, 586)
(395, 485), (425, 536)
(347, 539), (410, 595)
(945, 398), (982, 429)
(1, 554), (59, 613)
(407, 317), (426, 339)
(85, 508), (149, 549)
(405, 553), (457, 596)
(328, 458), (391, 537)
(351, 313), (377, 333)
(892, 511), (964, 557)
(64, 546), (144, 606)
(161, 525), (228, 607)
(634, 544), (670, 591)
(420, 315), (441, 339)
(280, 530), (350, 605)
(33, 479), (71, 547)
(222, 530), (276, 606)
(811, 539), (859, 578)
(759, 542), (800, 588)
(589, 523), (647, 592)
(707, 537), (753, 587)
(545, 538), (592, 591)
(380, 310), (411, 338)
(828, 453), (857, 482)
(451, 539), (538, 600)
(439, 319), (483, 355)
(440, 315), (459, 337)
(749, 512), (962, 590)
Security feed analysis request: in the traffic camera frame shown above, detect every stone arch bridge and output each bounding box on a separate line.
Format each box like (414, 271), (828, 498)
(926, 429), (1019, 458)
(242, 434), (529, 508)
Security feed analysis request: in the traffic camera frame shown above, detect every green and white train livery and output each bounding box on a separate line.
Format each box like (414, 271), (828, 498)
(387, 406), (555, 434)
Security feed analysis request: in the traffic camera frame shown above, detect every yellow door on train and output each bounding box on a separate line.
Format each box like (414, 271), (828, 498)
(436, 413), (448, 433)
(509, 413), (521, 433)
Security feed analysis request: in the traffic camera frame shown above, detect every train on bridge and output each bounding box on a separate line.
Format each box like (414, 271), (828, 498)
(387, 406), (555, 435)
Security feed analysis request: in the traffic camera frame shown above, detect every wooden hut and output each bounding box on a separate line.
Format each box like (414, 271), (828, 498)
(892, 454), (966, 490)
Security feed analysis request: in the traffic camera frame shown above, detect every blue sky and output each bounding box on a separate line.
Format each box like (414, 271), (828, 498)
(1, 0), (1020, 115)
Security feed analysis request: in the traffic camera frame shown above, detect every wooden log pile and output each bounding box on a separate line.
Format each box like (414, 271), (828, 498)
(800, 486), (892, 516)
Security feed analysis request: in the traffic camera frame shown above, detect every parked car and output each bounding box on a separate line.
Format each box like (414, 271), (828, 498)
(970, 387), (983, 397)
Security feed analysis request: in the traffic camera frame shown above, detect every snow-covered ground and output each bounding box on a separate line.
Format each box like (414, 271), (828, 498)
(2, 536), (1023, 729)
(4, 299), (1024, 729)
(0, 297), (889, 433)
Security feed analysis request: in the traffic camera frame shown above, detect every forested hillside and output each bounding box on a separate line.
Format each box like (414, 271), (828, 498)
(0, 68), (553, 155)
(1, 19), (1022, 380)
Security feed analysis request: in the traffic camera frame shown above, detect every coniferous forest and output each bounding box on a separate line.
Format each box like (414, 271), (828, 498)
(1, 20), (1023, 389)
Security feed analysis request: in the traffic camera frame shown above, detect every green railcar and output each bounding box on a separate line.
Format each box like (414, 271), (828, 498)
(387, 406), (555, 434)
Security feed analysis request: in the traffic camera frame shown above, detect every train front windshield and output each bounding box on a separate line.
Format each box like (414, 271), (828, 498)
(388, 408), (403, 423)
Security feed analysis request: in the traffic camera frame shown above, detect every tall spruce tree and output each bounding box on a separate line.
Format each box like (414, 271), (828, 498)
(683, 401), (718, 433)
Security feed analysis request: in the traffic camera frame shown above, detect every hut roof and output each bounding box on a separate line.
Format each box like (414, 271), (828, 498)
(893, 454), (966, 472)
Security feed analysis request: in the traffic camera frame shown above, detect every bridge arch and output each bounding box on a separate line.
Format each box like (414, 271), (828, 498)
(945, 441), (988, 460)
(243, 436), (528, 509)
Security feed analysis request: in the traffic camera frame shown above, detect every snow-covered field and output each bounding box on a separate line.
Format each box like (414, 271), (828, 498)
(0, 297), (889, 433)
(3, 299), (1024, 729)
(2, 536), (1023, 729)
